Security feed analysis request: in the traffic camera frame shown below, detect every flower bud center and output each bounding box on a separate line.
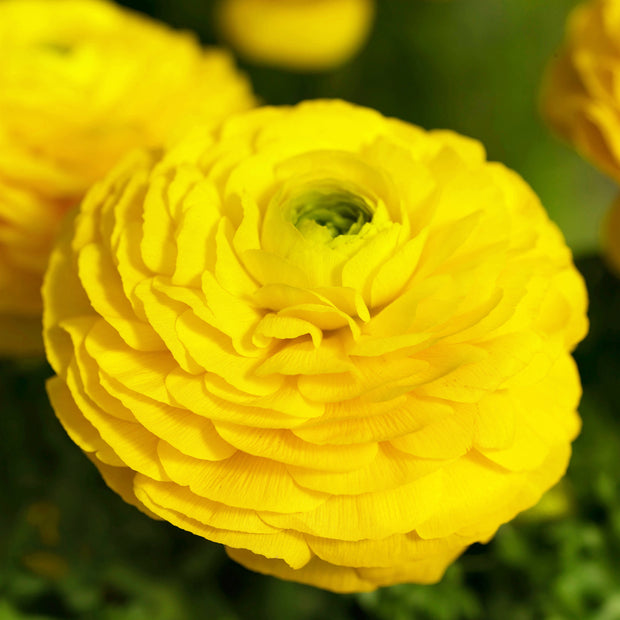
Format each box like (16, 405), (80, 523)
(292, 190), (373, 238)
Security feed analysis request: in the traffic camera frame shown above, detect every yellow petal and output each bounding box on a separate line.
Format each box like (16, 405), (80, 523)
(390, 406), (475, 460)
(255, 334), (353, 376)
(293, 396), (453, 445)
(172, 179), (223, 286)
(307, 530), (463, 569)
(165, 368), (322, 427)
(137, 486), (312, 569)
(262, 468), (443, 540)
(370, 230), (429, 308)
(100, 371), (237, 461)
(416, 452), (526, 539)
(84, 319), (176, 405)
(134, 278), (204, 374)
(473, 391), (516, 451)
(213, 421), (378, 471)
(140, 174), (177, 275)
(78, 242), (162, 350)
(355, 552), (462, 588)
(288, 442), (443, 495)
(214, 217), (258, 296)
(226, 549), (375, 593)
(175, 309), (279, 395)
(253, 313), (323, 348)
(158, 443), (327, 513)
(134, 475), (279, 534)
(64, 357), (168, 481)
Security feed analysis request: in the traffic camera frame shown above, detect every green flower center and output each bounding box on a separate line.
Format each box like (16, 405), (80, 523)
(292, 190), (373, 238)
(39, 41), (73, 55)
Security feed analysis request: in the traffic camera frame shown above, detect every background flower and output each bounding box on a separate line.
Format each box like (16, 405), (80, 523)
(542, 0), (620, 184)
(541, 0), (620, 275)
(43, 100), (587, 592)
(602, 195), (620, 274)
(215, 0), (375, 71)
(0, 0), (255, 355)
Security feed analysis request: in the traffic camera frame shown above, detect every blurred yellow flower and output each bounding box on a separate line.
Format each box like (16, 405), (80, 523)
(542, 0), (620, 183)
(216, 0), (375, 71)
(44, 100), (588, 592)
(603, 195), (620, 274)
(0, 0), (255, 355)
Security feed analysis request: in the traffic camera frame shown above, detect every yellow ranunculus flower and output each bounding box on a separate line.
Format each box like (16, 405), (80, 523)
(542, 0), (620, 183)
(43, 100), (588, 592)
(0, 0), (255, 355)
(215, 0), (375, 71)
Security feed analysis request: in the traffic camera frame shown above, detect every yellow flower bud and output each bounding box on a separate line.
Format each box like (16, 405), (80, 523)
(0, 0), (255, 355)
(43, 100), (588, 592)
(216, 0), (375, 71)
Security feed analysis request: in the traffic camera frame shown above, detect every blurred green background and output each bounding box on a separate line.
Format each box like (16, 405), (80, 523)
(2, 1), (620, 619)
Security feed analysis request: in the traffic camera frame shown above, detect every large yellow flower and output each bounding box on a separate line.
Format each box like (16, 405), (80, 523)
(43, 100), (588, 592)
(542, 0), (620, 183)
(0, 0), (255, 355)
(215, 0), (375, 71)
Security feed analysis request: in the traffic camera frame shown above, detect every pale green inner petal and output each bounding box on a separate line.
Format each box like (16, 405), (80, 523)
(258, 179), (394, 289)
(291, 190), (374, 240)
